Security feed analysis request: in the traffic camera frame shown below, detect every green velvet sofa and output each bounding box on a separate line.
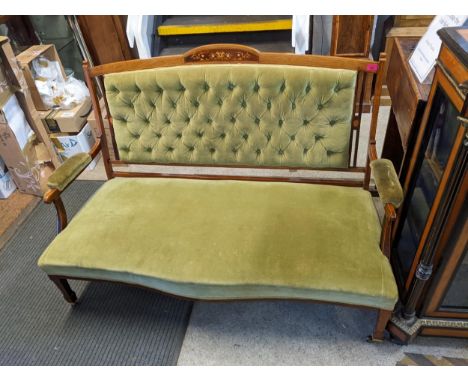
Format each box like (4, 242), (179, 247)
(38, 44), (403, 342)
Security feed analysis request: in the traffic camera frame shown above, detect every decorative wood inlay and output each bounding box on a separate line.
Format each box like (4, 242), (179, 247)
(185, 49), (259, 63)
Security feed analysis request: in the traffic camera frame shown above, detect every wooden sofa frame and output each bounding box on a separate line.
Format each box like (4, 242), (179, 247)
(42, 44), (398, 342)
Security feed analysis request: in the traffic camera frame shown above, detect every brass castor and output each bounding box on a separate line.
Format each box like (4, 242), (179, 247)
(367, 335), (384, 343)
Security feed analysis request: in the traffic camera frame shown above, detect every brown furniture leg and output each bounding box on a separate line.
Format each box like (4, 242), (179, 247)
(370, 309), (393, 342)
(49, 276), (78, 304)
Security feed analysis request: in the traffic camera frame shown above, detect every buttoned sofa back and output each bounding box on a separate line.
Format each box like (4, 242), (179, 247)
(104, 64), (357, 169)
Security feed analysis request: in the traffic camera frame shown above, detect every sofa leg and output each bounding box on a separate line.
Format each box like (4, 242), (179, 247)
(368, 309), (392, 342)
(49, 276), (78, 304)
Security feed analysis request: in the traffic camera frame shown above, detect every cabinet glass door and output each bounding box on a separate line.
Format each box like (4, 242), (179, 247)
(442, 252), (468, 309)
(439, 199), (468, 311)
(394, 87), (460, 279)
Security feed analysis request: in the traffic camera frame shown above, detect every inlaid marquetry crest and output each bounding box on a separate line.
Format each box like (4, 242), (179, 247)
(184, 47), (259, 63)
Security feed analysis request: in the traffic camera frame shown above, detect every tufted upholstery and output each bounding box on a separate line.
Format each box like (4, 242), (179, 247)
(104, 64), (357, 168)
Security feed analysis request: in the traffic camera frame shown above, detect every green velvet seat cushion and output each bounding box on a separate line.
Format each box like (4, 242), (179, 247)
(38, 178), (398, 310)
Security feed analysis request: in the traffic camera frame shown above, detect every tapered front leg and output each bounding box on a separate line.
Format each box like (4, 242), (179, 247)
(368, 309), (392, 342)
(49, 276), (77, 304)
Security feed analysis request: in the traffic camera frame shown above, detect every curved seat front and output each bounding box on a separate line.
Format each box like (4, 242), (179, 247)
(38, 177), (398, 310)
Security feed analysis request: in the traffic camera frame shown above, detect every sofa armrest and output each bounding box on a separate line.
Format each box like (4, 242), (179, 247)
(44, 139), (101, 205)
(370, 159), (404, 208)
(47, 153), (92, 191)
(44, 139), (101, 233)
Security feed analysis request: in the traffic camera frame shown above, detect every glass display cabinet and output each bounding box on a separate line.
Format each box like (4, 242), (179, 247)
(388, 26), (468, 342)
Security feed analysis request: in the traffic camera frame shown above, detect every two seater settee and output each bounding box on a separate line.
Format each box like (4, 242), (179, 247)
(38, 44), (403, 341)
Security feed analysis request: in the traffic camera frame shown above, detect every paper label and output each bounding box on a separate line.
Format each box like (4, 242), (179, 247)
(409, 15), (467, 83)
(366, 63), (379, 73)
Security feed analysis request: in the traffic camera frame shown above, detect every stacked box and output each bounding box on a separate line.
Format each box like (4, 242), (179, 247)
(15, 44), (68, 111)
(50, 123), (97, 170)
(0, 93), (53, 196)
(1, 35), (62, 170)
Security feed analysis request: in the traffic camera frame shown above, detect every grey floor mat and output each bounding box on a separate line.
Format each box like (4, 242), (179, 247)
(0, 180), (192, 365)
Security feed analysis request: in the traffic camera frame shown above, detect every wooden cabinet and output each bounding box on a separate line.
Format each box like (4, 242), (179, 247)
(330, 16), (373, 58)
(76, 16), (134, 65)
(388, 27), (468, 343)
(393, 16), (434, 28)
(330, 16), (375, 113)
(382, 38), (433, 181)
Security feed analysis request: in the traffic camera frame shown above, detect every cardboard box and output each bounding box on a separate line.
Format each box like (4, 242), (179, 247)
(50, 122), (97, 170)
(39, 97), (92, 133)
(1, 36), (61, 168)
(0, 170), (16, 199)
(16, 44), (67, 111)
(0, 49), (13, 111)
(0, 94), (53, 196)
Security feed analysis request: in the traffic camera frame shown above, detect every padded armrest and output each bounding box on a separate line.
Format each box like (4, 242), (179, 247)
(370, 159), (403, 208)
(47, 153), (92, 191)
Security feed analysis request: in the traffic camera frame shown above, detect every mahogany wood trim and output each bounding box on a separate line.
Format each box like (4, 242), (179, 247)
(89, 55), (184, 77)
(387, 321), (411, 343)
(88, 43), (380, 79)
(259, 53), (377, 71)
(420, 327), (468, 339)
(438, 45), (468, 89)
(353, 71), (366, 167)
(423, 310), (468, 320)
(380, 204), (397, 259)
(109, 160), (367, 173)
(95, 75), (120, 161)
(112, 171), (365, 188)
(368, 142), (378, 162)
(372, 309), (393, 341)
(364, 56), (385, 189)
(83, 61), (113, 180)
(349, 71), (363, 167)
(52, 197), (67, 233)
